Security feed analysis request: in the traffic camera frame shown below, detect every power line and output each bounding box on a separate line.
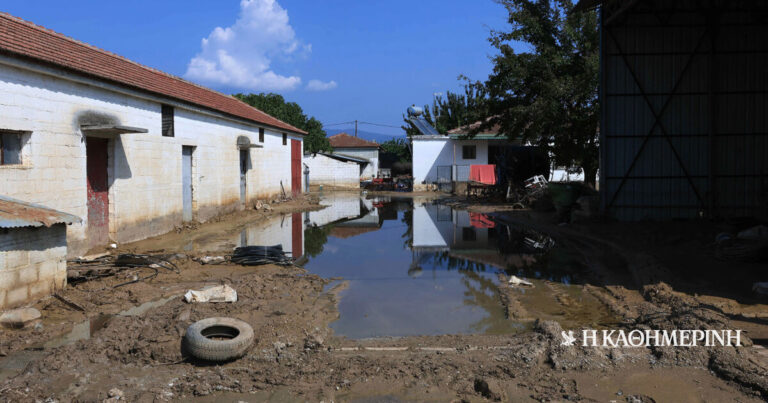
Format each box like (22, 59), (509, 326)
(322, 121), (403, 130)
(322, 121), (356, 127)
(359, 121), (403, 129)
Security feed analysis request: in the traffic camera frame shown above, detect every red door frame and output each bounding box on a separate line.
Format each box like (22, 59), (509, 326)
(290, 139), (301, 195)
(291, 212), (303, 259)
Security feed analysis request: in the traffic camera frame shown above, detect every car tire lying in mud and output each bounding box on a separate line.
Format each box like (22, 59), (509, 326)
(184, 317), (255, 362)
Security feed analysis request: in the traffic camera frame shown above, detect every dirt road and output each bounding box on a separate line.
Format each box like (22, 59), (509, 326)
(1, 194), (766, 402)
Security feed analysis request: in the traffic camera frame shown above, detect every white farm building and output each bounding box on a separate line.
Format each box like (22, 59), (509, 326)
(0, 12), (307, 257)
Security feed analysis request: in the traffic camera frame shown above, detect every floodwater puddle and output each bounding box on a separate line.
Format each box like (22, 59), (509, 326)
(293, 195), (618, 339)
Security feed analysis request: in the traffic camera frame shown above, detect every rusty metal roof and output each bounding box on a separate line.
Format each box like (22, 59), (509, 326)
(0, 195), (81, 228)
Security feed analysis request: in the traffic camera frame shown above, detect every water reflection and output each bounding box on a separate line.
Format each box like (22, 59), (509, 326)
(297, 196), (615, 339)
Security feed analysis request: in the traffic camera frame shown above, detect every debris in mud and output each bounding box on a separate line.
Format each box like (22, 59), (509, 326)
(0, 307), (41, 329)
(714, 224), (768, 262)
(304, 333), (325, 350)
(508, 275), (534, 287)
(67, 253), (181, 285)
(253, 199), (274, 211)
(505, 175), (549, 207)
(231, 245), (293, 266)
(195, 256), (227, 265)
(184, 317), (254, 362)
(104, 387), (124, 402)
(184, 285), (237, 303)
(753, 282), (768, 296)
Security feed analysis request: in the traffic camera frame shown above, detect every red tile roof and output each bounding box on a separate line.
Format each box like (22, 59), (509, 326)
(0, 13), (306, 135)
(328, 133), (379, 148)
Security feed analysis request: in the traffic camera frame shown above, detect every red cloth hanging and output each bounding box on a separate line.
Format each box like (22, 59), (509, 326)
(469, 212), (496, 228)
(469, 164), (497, 185)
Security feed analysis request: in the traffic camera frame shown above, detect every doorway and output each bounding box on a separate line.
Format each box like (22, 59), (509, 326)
(182, 146), (194, 222)
(240, 149), (249, 207)
(290, 139), (301, 195)
(86, 137), (109, 247)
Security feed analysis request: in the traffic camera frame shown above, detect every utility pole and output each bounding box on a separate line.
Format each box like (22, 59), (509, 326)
(354, 120), (358, 137)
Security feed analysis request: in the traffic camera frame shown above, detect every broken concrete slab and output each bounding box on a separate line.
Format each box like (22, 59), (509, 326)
(0, 307), (41, 329)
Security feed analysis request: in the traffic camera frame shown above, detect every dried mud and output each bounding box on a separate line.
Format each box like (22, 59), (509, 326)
(1, 194), (767, 402)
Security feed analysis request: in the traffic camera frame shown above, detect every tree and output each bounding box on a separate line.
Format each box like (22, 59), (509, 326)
(379, 138), (411, 163)
(401, 81), (489, 137)
(234, 93), (332, 153)
(483, 0), (600, 185)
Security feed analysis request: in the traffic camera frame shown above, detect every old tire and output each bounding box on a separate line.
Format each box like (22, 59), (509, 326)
(184, 317), (254, 362)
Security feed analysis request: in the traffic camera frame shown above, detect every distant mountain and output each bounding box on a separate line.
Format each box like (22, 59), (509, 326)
(325, 128), (407, 144)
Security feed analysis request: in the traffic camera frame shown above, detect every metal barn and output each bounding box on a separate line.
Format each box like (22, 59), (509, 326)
(577, 0), (768, 220)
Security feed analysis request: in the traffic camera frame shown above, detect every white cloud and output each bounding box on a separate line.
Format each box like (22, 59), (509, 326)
(306, 79), (338, 91)
(185, 0), (309, 91)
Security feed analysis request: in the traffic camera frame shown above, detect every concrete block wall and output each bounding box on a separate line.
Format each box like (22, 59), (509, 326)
(303, 154), (360, 189)
(333, 148), (379, 180)
(250, 131), (302, 200)
(0, 224), (67, 309)
(0, 58), (302, 256)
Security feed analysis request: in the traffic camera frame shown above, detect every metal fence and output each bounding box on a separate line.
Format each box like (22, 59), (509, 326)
(455, 165), (471, 182)
(436, 165), (453, 192)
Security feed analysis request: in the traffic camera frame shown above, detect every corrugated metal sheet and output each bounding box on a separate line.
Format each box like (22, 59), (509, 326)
(600, 0), (768, 220)
(0, 195), (81, 228)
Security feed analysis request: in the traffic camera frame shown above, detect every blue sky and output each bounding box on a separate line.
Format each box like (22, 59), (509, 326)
(3, 0), (509, 138)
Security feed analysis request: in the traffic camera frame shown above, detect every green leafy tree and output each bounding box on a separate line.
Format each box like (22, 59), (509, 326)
(483, 0), (600, 185)
(379, 138), (411, 163)
(401, 81), (489, 137)
(234, 93), (332, 153)
(304, 224), (335, 258)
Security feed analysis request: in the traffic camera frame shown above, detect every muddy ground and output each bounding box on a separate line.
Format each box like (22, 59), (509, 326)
(1, 193), (767, 402)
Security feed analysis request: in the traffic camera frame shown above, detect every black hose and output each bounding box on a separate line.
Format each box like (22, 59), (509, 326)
(231, 245), (294, 266)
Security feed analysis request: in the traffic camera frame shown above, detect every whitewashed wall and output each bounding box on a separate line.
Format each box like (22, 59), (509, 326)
(412, 138), (453, 190)
(0, 59), (302, 255)
(303, 154), (360, 189)
(412, 137), (494, 190)
(333, 147), (379, 180)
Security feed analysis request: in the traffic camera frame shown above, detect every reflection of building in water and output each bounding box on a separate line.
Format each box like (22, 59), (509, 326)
(239, 213), (303, 259)
(411, 202), (538, 271)
(306, 193), (369, 227)
(412, 203), (498, 251)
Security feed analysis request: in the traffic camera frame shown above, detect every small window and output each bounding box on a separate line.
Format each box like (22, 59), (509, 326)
(0, 132), (22, 165)
(462, 145), (476, 160)
(161, 105), (174, 137)
(282, 133), (287, 145)
(259, 128), (265, 142)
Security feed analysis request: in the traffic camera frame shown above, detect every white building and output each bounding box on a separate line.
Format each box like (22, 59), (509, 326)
(0, 13), (305, 256)
(411, 133), (518, 191)
(0, 196), (79, 309)
(328, 133), (380, 181)
(303, 153), (361, 189)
